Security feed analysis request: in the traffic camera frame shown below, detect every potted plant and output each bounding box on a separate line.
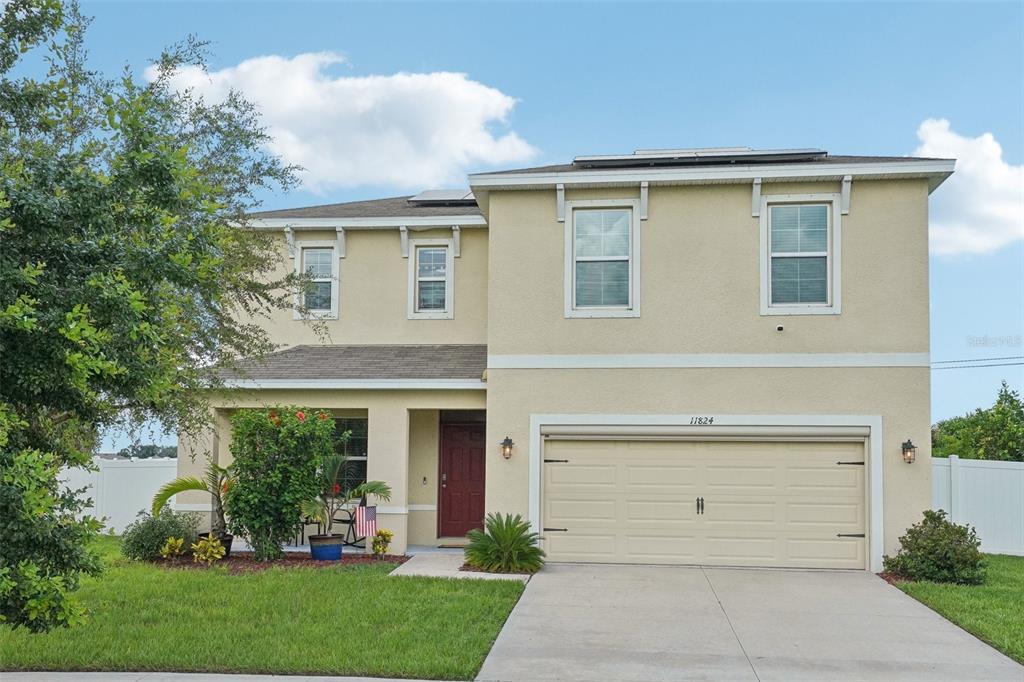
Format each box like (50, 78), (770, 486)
(152, 459), (236, 557)
(301, 451), (392, 560)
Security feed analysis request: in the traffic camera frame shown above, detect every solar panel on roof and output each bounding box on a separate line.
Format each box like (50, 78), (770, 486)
(573, 147), (828, 168)
(408, 189), (476, 205)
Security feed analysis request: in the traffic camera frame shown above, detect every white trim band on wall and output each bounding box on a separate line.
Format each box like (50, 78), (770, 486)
(489, 353), (929, 370)
(223, 379), (487, 390)
(528, 413), (885, 573)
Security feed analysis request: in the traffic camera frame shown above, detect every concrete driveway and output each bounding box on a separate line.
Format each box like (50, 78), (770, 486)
(476, 564), (1023, 682)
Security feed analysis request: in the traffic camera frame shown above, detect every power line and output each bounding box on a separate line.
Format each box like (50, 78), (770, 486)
(932, 355), (1024, 365)
(932, 362), (1024, 370)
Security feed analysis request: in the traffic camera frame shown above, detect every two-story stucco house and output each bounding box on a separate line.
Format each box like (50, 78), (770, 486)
(177, 147), (955, 572)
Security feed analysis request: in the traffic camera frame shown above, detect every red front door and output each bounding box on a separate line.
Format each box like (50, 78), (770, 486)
(439, 423), (486, 537)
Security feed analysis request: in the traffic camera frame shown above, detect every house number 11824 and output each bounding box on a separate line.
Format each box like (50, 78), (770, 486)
(690, 416), (714, 425)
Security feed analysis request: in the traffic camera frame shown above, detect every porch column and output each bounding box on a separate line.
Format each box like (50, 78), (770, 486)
(366, 405), (410, 555)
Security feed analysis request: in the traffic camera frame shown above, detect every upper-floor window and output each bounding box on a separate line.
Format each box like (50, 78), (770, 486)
(295, 243), (338, 319)
(564, 200), (641, 318)
(408, 239), (453, 319)
(760, 194), (841, 316)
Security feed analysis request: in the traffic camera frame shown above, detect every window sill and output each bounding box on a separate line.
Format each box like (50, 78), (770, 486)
(565, 308), (641, 319)
(408, 311), (454, 320)
(293, 310), (338, 321)
(760, 305), (841, 316)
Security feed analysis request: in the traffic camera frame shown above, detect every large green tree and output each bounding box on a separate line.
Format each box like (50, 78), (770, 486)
(1, 0), (299, 630)
(932, 381), (1024, 462)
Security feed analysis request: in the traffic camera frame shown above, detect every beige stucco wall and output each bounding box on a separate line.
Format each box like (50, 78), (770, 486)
(260, 227), (488, 348)
(482, 177), (933, 561)
(486, 179), (930, 355)
(176, 390), (482, 553)
(408, 410), (440, 545)
(483, 366), (931, 559)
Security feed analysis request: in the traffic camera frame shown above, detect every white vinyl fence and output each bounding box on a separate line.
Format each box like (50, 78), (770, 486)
(60, 457), (178, 533)
(932, 456), (1024, 556)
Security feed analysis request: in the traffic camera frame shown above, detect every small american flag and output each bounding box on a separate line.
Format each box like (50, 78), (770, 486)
(355, 505), (377, 538)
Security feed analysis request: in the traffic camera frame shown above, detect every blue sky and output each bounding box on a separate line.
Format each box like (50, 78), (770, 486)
(67, 1), (1022, 449)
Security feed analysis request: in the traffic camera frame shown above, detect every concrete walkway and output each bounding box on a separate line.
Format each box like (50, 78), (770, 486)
(476, 563), (1024, 682)
(390, 549), (529, 582)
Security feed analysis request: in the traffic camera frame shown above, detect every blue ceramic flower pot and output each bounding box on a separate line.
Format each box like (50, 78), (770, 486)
(309, 534), (343, 561)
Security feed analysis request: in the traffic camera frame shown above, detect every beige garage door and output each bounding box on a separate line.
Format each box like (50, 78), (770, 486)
(542, 439), (866, 569)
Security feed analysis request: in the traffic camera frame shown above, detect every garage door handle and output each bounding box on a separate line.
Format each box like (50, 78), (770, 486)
(544, 459), (569, 463)
(543, 527), (568, 532)
(836, 533), (865, 538)
(836, 461), (865, 465)
(696, 497), (704, 515)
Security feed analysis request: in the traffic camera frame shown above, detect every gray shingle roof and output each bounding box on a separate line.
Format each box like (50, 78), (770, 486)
(477, 155), (952, 176)
(221, 344), (487, 381)
(250, 196), (482, 220)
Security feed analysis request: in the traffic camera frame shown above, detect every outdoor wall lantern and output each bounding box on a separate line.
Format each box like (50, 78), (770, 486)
(500, 436), (515, 459)
(901, 439), (917, 464)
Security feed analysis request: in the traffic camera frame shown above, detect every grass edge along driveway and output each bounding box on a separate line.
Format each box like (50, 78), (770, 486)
(0, 536), (525, 680)
(898, 554), (1024, 665)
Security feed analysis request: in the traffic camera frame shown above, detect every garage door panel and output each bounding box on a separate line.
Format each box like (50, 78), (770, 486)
(703, 500), (778, 525)
(787, 501), (864, 528)
(625, 534), (699, 562)
(546, 464), (617, 488)
(547, 499), (617, 524)
(786, 466), (863, 492)
(705, 465), (777, 491)
(626, 464), (697, 489)
(545, 533), (618, 562)
(788, 538), (865, 565)
(626, 499), (697, 524)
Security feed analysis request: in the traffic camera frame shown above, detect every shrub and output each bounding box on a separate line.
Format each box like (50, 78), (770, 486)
(159, 537), (185, 559)
(121, 509), (199, 562)
(191, 534), (226, 565)
(465, 513), (545, 574)
(225, 407), (332, 561)
(883, 510), (985, 584)
(372, 529), (394, 556)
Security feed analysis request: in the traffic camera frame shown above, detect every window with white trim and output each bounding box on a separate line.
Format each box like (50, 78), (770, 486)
(297, 245), (338, 318)
(408, 239), (454, 319)
(565, 200), (640, 318)
(760, 195), (841, 315)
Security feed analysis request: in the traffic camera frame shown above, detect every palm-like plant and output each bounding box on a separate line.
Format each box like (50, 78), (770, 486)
(152, 460), (234, 536)
(300, 451), (392, 536)
(465, 513), (545, 573)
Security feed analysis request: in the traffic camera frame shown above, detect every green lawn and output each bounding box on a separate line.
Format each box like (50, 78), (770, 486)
(898, 554), (1024, 664)
(0, 536), (525, 680)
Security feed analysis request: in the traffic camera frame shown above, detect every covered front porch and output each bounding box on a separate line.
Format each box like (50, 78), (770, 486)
(176, 344), (490, 555)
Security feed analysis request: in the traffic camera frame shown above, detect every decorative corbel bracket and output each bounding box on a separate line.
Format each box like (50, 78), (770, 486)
(640, 181), (649, 220)
(452, 225), (461, 257)
(841, 175), (852, 215)
(400, 226), (409, 257)
(284, 227), (296, 259)
(751, 178), (762, 217)
(335, 227), (346, 258)
(556, 183), (565, 222)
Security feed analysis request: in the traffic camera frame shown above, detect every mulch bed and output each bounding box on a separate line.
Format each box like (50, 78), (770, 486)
(159, 552), (408, 575)
(459, 562), (532, 576)
(878, 571), (907, 586)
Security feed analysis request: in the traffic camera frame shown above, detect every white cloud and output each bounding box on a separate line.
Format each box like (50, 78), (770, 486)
(915, 118), (1023, 256)
(146, 52), (537, 192)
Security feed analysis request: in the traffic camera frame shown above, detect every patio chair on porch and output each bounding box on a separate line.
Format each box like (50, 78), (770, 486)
(330, 496), (368, 549)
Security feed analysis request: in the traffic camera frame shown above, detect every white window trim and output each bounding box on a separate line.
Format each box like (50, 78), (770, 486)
(294, 241), (339, 320)
(759, 193), (842, 316)
(564, 199), (641, 318)
(407, 238), (454, 320)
